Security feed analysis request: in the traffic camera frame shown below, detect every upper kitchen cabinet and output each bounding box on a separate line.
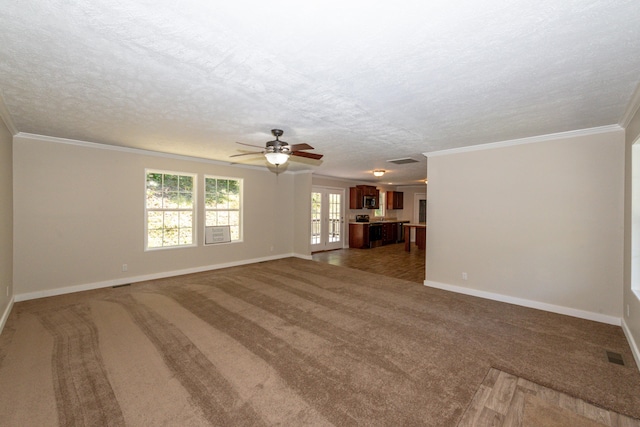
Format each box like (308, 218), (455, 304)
(350, 185), (379, 209)
(386, 191), (404, 210)
(357, 185), (377, 196)
(349, 187), (363, 209)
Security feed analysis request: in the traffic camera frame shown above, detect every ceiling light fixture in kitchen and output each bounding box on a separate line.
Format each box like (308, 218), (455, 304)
(373, 170), (385, 177)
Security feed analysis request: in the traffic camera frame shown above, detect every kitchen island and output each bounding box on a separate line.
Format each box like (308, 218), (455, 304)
(402, 223), (426, 252)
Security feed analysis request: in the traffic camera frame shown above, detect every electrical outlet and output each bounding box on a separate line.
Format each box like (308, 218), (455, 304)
(270, 245), (274, 252)
(122, 264), (128, 272)
(462, 272), (468, 280)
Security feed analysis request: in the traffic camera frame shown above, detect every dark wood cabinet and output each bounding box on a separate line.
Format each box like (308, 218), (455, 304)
(386, 191), (404, 210)
(350, 186), (379, 209)
(381, 222), (398, 245)
(349, 220), (407, 248)
(349, 187), (363, 209)
(357, 185), (377, 196)
(349, 223), (370, 248)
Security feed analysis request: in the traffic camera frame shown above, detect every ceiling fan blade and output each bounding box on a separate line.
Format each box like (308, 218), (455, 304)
(289, 143), (314, 151)
(230, 151), (263, 157)
(236, 141), (264, 148)
(292, 151), (323, 160)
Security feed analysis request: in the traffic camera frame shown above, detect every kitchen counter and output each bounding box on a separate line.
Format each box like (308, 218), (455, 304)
(349, 220), (409, 248)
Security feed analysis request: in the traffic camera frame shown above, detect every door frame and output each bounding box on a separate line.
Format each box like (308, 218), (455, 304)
(311, 186), (345, 252)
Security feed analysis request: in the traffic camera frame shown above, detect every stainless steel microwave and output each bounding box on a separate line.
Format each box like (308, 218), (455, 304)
(363, 195), (376, 208)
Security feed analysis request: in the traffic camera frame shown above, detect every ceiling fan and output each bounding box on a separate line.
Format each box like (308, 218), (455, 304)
(231, 129), (323, 166)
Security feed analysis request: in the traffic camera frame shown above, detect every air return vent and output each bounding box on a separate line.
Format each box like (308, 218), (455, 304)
(387, 157), (419, 165)
(606, 351), (624, 365)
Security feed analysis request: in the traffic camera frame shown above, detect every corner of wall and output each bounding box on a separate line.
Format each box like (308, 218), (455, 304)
(622, 318), (640, 372)
(0, 296), (14, 336)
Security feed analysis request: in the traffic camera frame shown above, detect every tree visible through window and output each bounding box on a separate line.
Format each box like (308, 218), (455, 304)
(146, 171), (195, 249)
(205, 176), (242, 241)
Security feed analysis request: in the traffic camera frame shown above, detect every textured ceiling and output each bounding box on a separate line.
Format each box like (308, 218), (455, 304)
(1, 0), (639, 185)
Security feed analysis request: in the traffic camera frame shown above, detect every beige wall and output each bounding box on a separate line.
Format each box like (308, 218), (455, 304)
(426, 129), (625, 322)
(624, 103), (640, 365)
(13, 134), (299, 297)
(0, 118), (12, 325)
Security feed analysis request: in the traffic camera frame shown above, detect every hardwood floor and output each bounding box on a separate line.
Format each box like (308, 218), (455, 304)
(312, 242), (425, 283)
(459, 368), (640, 427)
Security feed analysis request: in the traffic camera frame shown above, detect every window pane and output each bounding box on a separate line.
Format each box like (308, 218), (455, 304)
(180, 211), (193, 228)
(163, 192), (179, 209)
(179, 193), (193, 209)
(146, 190), (162, 208)
(216, 192), (228, 209)
(218, 179), (229, 194)
(164, 174), (179, 191)
(229, 211), (239, 226)
(205, 178), (217, 193)
(147, 173), (162, 187)
(217, 211), (229, 225)
(205, 193), (217, 209)
(206, 211), (217, 226)
(163, 227), (179, 246)
(164, 211), (179, 228)
(229, 194), (240, 209)
(179, 228), (193, 245)
(148, 211), (164, 230)
(179, 176), (193, 191)
(230, 225), (240, 241)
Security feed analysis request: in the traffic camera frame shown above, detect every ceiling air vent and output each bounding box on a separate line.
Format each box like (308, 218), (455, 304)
(387, 157), (419, 165)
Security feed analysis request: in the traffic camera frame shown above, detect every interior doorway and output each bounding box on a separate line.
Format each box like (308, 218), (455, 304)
(311, 187), (344, 252)
(412, 193), (426, 242)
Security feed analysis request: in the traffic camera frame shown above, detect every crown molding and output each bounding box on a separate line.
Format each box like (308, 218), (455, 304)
(13, 132), (304, 174)
(0, 94), (18, 135)
(620, 82), (640, 128)
(423, 124), (624, 158)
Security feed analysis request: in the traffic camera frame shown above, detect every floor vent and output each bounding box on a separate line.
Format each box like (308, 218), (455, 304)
(112, 283), (131, 289)
(387, 157), (419, 165)
(606, 351), (624, 365)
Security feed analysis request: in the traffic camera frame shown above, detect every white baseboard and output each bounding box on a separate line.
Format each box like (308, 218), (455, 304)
(622, 319), (640, 372)
(294, 253), (313, 261)
(0, 296), (14, 336)
(423, 280), (621, 326)
(14, 253), (296, 302)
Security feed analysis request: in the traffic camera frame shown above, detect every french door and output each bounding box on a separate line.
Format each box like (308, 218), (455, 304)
(311, 187), (344, 252)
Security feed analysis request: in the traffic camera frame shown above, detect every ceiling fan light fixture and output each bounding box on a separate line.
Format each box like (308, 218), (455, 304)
(265, 151), (290, 166)
(373, 169), (385, 177)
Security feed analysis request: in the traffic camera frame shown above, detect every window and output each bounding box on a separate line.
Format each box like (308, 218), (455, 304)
(145, 171), (196, 249)
(205, 176), (242, 241)
(374, 191), (385, 218)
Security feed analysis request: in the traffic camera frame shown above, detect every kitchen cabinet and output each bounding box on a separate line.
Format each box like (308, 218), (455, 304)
(349, 187), (363, 209)
(381, 222), (398, 245)
(357, 185), (377, 196)
(349, 223), (370, 249)
(386, 191), (404, 210)
(349, 220), (407, 248)
(349, 186), (380, 209)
